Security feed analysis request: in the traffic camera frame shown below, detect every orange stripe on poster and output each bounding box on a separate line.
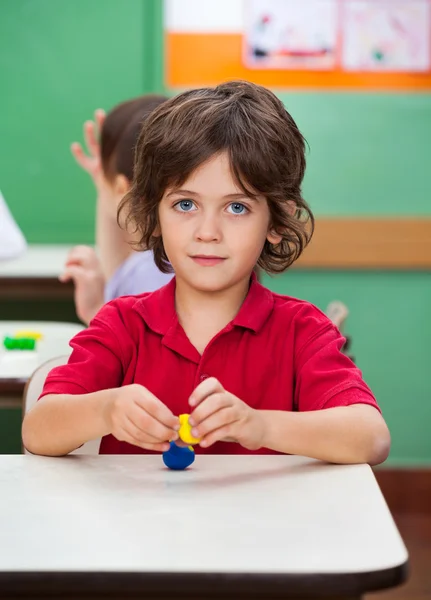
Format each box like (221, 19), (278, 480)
(166, 33), (431, 90)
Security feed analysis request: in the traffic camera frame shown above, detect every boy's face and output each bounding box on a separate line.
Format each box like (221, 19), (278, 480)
(158, 152), (280, 292)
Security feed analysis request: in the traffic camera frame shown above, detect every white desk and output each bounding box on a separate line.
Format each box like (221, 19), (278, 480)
(0, 455), (408, 599)
(0, 244), (75, 300)
(0, 321), (83, 405)
(0, 245), (73, 278)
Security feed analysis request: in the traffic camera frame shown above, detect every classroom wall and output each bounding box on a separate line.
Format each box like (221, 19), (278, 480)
(272, 90), (431, 465)
(0, 0), (430, 463)
(0, 0), (162, 242)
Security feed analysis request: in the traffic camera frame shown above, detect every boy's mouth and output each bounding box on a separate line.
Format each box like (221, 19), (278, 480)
(190, 255), (227, 267)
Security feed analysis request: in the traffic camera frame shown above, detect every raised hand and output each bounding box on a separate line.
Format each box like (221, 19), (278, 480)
(70, 109), (106, 192)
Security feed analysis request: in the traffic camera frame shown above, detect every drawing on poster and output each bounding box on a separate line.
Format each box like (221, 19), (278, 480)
(244, 0), (338, 70)
(342, 0), (431, 72)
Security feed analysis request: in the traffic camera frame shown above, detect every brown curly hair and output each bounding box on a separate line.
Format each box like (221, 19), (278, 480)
(119, 80), (314, 274)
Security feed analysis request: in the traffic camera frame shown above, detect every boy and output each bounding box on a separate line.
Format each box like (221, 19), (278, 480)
(61, 96), (172, 324)
(22, 81), (390, 465)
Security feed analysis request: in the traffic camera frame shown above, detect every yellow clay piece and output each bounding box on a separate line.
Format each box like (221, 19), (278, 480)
(14, 330), (43, 340)
(178, 413), (201, 445)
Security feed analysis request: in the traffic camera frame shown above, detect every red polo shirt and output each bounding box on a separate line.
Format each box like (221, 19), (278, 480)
(41, 276), (379, 454)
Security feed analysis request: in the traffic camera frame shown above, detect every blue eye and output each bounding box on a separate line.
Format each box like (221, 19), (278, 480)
(228, 202), (248, 215)
(175, 200), (196, 212)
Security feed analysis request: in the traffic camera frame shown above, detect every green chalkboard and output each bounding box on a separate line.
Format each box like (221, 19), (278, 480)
(261, 269), (431, 465)
(279, 92), (431, 216)
(0, 0), (162, 244)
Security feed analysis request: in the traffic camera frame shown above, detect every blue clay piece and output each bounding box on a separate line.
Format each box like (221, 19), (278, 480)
(162, 441), (195, 470)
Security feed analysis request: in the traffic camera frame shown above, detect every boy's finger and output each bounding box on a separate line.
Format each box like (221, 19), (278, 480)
(133, 387), (180, 431)
(127, 406), (179, 442)
(139, 441), (171, 453)
(95, 109), (106, 134)
(189, 392), (230, 426)
(66, 246), (94, 266)
(117, 426), (170, 453)
(192, 406), (238, 441)
(84, 120), (99, 157)
(68, 244), (92, 255)
(189, 377), (224, 407)
(71, 142), (91, 169)
(64, 258), (84, 268)
(58, 265), (86, 284)
(124, 415), (167, 443)
(65, 250), (84, 265)
(199, 424), (237, 449)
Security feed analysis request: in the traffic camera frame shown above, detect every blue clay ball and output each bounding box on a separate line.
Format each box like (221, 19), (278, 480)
(162, 441), (195, 470)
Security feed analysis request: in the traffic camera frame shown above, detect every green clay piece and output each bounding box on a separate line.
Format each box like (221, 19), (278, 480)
(3, 336), (36, 351)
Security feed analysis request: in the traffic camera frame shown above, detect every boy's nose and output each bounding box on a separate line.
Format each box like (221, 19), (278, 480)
(195, 215), (222, 242)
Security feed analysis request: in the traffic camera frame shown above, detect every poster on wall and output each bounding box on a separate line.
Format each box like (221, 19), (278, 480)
(342, 0), (431, 72)
(165, 0), (431, 90)
(244, 0), (339, 70)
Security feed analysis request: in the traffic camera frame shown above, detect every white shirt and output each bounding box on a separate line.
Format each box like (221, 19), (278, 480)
(0, 190), (27, 260)
(104, 250), (173, 302)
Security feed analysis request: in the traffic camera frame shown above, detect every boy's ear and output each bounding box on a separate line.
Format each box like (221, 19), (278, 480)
(267, 230), (282, 245)
(266, 200), (297, 244)
(113, 174), (130, 196)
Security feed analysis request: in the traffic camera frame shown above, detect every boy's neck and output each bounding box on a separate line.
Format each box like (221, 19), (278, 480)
(175, 276), (251, 354)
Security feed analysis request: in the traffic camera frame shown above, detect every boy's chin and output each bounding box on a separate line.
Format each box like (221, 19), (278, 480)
(179, 270), (250, 293)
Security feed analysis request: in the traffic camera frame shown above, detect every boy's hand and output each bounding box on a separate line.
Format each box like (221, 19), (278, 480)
(70, 109), (107, 193)
(106, 384), (180, 452)
(189, 378), (265, 450)
(59, 245), (105, 325)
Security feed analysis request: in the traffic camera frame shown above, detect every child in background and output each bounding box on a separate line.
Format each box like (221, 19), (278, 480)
(60, 96), (173, 324)
(23, 81), (390, 465)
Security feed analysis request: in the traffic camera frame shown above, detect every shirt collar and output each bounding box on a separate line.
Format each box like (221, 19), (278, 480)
(134, 277), (177, 336)
(134, 272), (274, 336)
(232, 272), (275, 333)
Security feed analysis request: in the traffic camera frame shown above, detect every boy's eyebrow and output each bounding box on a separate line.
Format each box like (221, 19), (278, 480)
(167, 189), (257, 201)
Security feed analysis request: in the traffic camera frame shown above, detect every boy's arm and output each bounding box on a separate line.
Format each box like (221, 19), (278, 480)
(22, 390), (113, 457)
(60, 245), (105, 324)
(96, 195), (134, 281)
(287, 313), (390, 464)
(21, 309), (123, 456)
(259, 404), (390, 465)
(71, 112), (131, 281)
(22, 384), (180, 457)
(21, 302), (179, 457)
(189, 378), (390, 466)
(189, 312), (390, 465)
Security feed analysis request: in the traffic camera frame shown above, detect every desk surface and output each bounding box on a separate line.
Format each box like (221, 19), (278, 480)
(0, 245), (75, 300)
(0, 455), (408, 599)
(0, 245), (72, 278)
(0, 321), (82, 396)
